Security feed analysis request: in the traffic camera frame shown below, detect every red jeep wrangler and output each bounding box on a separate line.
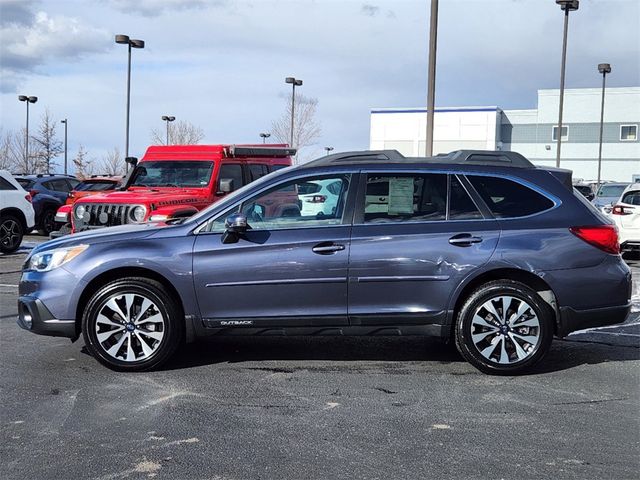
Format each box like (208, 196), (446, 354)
(68, 144), (294, 233)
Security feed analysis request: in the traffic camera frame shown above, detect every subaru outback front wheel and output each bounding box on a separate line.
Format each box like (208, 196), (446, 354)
(82, 277), (183, 371)
(455, 280), (554, 375)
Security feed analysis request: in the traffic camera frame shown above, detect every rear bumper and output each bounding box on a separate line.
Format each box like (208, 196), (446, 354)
(557, 302), (631, 337)
(17, 296), (77, 338)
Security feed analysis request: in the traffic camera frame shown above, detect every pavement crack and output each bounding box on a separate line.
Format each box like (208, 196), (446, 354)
(374, 387), (397, 394)
(552, 397), (628, 406)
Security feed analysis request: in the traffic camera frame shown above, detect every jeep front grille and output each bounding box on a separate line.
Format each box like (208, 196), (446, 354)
(74, 204), (133, 230)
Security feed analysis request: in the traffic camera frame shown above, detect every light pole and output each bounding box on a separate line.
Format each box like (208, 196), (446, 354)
(115, 34), (145, 168)
(324, 146), (334, 156)
(61, 119), (68, 175)
(161, 115), (175, 145)
(596, 63), (611, 189)
(18, 95), (37, 168)
(555, 0), (579, 167)
(425, 0), (438, 157)
(260, 132), (271, 144)
(285, 77), (303, 149)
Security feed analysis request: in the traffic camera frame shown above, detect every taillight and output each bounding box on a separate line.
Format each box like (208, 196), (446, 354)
(25, 194), (32, 203)
(305, 195), (327, 203)
(611, 205), (632, 215)
(570, 225), (620, 255)
(29, 189), (38, 197)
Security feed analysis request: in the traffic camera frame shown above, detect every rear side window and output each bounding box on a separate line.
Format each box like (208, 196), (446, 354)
(467, 175), (554, 218)
(364, 173), (447, 223)
(621, 190), (640, 206)
(449, 176), (482, 220)
(249, 164), (269, 182)
(0, 177), (16, 190)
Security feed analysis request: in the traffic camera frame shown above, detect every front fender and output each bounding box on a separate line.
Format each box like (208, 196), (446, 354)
(149, 205), (199, 222)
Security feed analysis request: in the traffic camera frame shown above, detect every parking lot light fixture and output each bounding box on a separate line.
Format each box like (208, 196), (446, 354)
(324, 146), (334, 155)
(259, 132), (271, 144)
(285, 77), (303, 150)
(61, 119), (68, 175)
(18, 95), (38, 166)
(115, 34), (145, 169)
(161, 115), (175, 145)
(555, 0), (579, 167)
(596, 63), (611, 190)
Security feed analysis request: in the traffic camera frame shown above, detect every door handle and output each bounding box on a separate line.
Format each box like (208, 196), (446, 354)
(449, 234), (483, 247)
(312, 242), (345, 254)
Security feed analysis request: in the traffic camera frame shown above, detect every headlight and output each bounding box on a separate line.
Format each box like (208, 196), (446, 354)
(27, 244), (89, 272)
(75, 205), (86, 219)
(130, 205), (147, 223)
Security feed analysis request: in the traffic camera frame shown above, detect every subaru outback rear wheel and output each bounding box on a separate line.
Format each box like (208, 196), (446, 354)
(82, 277), (182, 371)
(455, 280), (553, 375)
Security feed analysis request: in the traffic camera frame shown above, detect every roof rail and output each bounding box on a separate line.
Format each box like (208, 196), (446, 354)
(303, 150), (406, 168)
(432, 150), (534, 167)
(228, 145), (297, 158)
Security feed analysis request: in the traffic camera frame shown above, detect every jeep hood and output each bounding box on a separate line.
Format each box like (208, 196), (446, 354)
(75, 189), (205, 207)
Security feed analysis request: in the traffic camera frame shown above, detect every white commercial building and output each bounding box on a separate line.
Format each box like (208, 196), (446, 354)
(370, 87), (640, 182)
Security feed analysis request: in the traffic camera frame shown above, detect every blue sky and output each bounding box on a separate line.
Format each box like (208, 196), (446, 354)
(1, 0), (638, 167)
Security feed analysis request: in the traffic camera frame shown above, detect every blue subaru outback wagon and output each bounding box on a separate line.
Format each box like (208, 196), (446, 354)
(18, 149), (632, 374)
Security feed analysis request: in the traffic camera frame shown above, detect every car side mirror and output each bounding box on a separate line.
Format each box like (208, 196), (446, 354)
(221, 213), (248, 244)
(587, 193), (595, 201)
(219, 178), (234, 194)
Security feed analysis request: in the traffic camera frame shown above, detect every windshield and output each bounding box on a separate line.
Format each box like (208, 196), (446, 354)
(597, 184), (628, 197)
(75, 180), (117, 191)
(129, 161), (214, 188)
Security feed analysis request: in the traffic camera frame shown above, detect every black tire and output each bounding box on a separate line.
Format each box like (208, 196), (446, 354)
(82, 277), (183, 371)
(455, 280), (554, 375)
(0, 214), (24, 254)
(37, 208), (57, 236)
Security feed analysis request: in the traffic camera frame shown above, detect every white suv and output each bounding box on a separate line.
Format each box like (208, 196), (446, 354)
(609, 182), (640, 255)
(0, 170), (35, 254)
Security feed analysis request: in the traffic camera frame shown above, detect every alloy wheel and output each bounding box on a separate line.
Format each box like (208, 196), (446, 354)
(95, 293), (166, 362)
(1, 219), (21, 250)
(470, 295), (541, 364)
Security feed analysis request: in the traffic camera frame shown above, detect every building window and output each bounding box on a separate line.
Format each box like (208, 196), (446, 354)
(620, 125), (638, 141)
(552, 126), (568, 141)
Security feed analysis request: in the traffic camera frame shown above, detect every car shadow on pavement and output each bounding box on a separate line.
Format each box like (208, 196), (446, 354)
(157, 335), (640, 375)
(160, 336), (463, 371)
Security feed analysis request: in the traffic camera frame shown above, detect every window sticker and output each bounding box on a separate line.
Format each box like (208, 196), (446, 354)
(387, 177), (414, 214)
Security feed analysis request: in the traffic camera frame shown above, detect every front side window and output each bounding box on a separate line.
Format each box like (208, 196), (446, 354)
(241, 175), (350, 230)
(467, 175), (554, 218)
(218, 164), (244, 192)
(363, 173), (447, 223)
(129, 161), (214, 188)
(203, 174), (351, 233)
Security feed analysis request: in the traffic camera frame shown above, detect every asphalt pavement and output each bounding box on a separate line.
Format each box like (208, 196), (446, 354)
(0, 235), (638, 479)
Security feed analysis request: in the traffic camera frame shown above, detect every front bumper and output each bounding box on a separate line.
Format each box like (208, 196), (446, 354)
(17, 296), (77, 338)
(557, 302), (631, 337)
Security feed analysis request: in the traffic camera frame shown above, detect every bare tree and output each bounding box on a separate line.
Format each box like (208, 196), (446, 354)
(33, 108), (63, 173)
(73, 145), (95, 179)
(271, 93), (322, 163)
(7, 128), (45, 174)
(0, 129), (15, 171)
(150, 120), (205, 145)
(98, 147), (125, 176)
